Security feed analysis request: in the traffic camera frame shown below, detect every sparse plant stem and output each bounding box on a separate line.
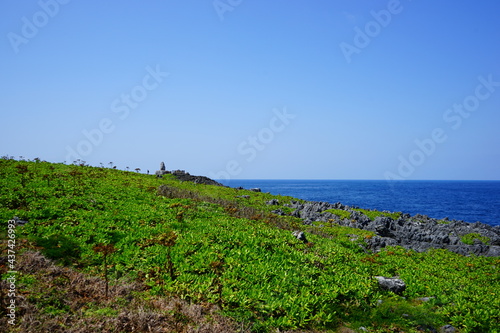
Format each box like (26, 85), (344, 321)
(166, 248), (175, 281)
(93, 243), (116, 298)
(154, 231), (178, 281)
(210, 253), (225, 307)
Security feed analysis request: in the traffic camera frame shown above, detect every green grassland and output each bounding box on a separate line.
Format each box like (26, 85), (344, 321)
(0, 159), (499, 332)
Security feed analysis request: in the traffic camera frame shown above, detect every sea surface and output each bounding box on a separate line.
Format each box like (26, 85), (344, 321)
(218, 180), (500, 227)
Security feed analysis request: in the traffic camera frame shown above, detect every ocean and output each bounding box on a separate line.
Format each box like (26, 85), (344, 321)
(218, 180), (500, 227)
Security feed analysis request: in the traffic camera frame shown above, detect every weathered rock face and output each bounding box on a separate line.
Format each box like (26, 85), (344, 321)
(160, 162), (166, 171)
(286, 200), (500, 257)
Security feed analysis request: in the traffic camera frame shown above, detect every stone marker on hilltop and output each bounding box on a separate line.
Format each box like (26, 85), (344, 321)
(155, 161), (170, 177)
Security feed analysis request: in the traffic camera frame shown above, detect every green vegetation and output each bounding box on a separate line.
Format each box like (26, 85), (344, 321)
(1, 159), (499, 332)
(310, 221), (376, 242)
(322, 208), (351, 220)
(460, 233), (491, 245)
(352, 208), (402, 221)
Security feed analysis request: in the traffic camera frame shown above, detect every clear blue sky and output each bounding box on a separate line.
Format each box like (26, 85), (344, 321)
(2, 0), (500, 180)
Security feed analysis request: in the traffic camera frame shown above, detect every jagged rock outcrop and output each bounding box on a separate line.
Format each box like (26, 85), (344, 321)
(285, 200), (500, 257)
(153, 162), (223, 186)
(266, 199), (280, 205)
(171, 170), (225, 187)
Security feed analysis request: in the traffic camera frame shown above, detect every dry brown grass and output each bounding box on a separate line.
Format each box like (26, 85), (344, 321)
(0, 251), (247, 333)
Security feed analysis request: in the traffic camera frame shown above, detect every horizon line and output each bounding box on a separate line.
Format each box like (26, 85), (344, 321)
(216, 178), (500, 182)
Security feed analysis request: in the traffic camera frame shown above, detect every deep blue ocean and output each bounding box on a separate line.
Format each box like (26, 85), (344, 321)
(218, 180), (500, 227)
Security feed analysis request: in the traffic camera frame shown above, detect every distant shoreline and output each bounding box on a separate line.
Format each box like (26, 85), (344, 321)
(218, 179), (500, 227)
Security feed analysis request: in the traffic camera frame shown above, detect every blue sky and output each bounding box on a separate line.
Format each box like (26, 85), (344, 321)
(1, 0), (499, 180)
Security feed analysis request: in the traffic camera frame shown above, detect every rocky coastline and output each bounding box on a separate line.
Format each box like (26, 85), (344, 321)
(277, 199), (500, 257)
(155, 163), (499, 257)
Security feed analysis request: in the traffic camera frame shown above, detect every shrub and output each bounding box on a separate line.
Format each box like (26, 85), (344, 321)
(460, 233), (490, 245)
(322, 208), (351, 220)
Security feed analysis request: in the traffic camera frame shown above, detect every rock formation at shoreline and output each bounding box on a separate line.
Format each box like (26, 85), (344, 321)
(283, 200), (500, 257)
(171, 170), (225, 187)
(153, 162), (224, 186)
(159, 169), (499, 257)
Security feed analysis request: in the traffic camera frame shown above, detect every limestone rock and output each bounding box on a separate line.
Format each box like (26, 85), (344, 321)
(287, 200), (500, 257)
(292, 231), (308, 243)
(13, 216), (28, 226)
(440, 325), (456, 333)
(374, 276), (406, 294)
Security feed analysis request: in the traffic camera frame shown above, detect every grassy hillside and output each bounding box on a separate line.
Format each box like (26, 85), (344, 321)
(1, 159), (499, 332)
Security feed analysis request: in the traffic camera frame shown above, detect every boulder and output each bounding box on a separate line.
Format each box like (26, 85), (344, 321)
(440, 325), (456, 333)
(486, 245), (500, 257)
(374, 276), (406, 294)
(13, 216), (28, 226)
(160, 161), (166, 171)
(250, 188), (261, 192)
(292, 231), (308, 243)
(266, 199), (280, 205)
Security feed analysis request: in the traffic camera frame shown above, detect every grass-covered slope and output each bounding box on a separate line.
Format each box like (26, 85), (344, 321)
(0, 159), (499, 332)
